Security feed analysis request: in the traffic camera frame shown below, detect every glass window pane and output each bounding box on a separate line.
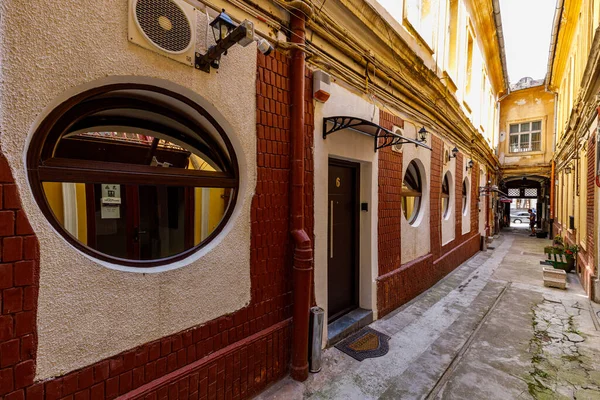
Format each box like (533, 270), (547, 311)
(402, 160), (423, 224)
(42, 182), (231, 261)
(509, 124), (519, 134)
(520, 122), (530, 132)
(462, 179), (468, 215)
(531, 121), (541, 131)
(531, 132), (540, 142)
(55, 132), (222, 172)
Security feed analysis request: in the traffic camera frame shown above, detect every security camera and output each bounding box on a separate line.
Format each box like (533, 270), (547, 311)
(257, 38), (273, 56)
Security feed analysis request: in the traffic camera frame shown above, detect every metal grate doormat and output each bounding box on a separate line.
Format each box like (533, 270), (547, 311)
(334, 327), (391, 361)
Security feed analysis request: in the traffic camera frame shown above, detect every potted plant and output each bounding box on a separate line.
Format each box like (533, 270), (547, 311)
(553, 235), (564, 247)
(564, 243), (578, 272)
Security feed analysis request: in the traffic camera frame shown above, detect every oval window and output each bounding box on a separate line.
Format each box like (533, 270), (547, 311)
(401, 160), (422, 224)
(27, 84), (238, 267)
(462, 178), (469, 215)
(442, 172), (451, 219)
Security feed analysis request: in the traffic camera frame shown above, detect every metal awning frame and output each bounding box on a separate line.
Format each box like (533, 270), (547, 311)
(323, 116), (432, 152)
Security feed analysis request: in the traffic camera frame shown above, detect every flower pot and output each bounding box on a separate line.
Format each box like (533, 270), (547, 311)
(566, 257), (575, 273)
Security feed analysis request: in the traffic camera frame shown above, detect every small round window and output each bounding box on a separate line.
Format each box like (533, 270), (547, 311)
(27, 84), (238, 267)
(402, 160), (422, 224)
(442, 172), (451, 219)
(462, 178), (469, 215)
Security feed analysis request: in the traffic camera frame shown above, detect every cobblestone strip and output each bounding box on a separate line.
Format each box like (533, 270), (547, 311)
(526, 295), (600, 399)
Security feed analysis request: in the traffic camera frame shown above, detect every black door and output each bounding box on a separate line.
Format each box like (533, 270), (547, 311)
(328, 159), (359, 322)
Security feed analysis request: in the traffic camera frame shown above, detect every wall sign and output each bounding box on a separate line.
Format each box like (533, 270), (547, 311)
(101, 184), (121, 219)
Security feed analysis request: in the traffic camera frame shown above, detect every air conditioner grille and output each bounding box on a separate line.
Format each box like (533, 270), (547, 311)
(135, 0), (192, 54)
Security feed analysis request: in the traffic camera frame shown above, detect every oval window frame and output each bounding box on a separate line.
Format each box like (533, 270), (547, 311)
(401, 160), (423, 225)
(26, 83), (239, 268)
(442, 171), (452, 219)
(462, 177), (469, 216)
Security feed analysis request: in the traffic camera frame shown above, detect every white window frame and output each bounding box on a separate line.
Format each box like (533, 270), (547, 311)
(509, 120), (542, 153)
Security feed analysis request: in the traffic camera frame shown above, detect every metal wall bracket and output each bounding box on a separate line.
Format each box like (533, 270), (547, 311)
(323, 116), (432, 152)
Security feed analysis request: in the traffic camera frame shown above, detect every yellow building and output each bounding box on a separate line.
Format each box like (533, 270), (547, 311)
(498, 79), (556, 231)
(547, 0), (600, 299)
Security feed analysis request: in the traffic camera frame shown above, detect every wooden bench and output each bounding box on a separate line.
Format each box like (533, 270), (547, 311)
(544, 246), (569, 271)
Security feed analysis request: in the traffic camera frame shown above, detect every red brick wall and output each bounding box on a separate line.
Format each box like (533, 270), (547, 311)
(0, 50), (312, 400)
(429, 137), (443, 260)
(485, 172), (490, 236)
(377, 254), (433, 317)
(454, 154), (463, 242)
(470, 162), (478, 233)
(375, 112), (480, 318)
(0, 155), (39, 400)
(586, 135), (595, 271)
(377, 113), (404, 276)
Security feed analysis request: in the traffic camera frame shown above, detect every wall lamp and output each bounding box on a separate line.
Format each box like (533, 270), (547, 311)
(195, 10), (255, 73)
(564, 164), (573, 174)
(417, 127), (428, 146)
(466, 159), (474, 171)
(448, 146), (459, 161)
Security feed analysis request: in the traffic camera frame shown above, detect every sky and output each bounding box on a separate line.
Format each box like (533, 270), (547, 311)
(499, 0), (556, 84)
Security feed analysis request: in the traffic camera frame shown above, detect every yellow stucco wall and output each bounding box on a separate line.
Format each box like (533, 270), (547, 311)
(499, 86), (555, 170)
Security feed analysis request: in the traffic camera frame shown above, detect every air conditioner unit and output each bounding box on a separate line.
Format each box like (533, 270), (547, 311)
(128, 0), (197, 66)
(391, 127), (403, 153)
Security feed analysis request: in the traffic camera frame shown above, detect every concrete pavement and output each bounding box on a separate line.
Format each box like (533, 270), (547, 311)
(256, 227), (600, 399)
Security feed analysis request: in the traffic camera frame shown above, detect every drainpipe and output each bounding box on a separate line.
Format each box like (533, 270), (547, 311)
(550, 160), (555, 236)
(289, 6), (313, 382)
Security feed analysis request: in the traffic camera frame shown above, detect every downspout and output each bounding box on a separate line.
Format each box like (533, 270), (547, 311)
(289, 3), (313, 382)
(550, 160), (555, 236)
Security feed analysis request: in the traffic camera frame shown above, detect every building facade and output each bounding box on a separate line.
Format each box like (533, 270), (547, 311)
(498, 80), (555, 232)
(0, 0), (504, 398)
(548, 0), (600, 300)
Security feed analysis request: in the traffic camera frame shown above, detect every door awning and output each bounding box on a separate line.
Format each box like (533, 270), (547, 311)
(323, 116), (432, 152)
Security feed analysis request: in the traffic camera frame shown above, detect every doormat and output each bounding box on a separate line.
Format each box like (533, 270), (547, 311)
(334, 327), (391, 361)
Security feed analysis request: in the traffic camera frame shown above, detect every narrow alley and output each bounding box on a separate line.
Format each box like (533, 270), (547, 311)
(258, 229), (600, 399)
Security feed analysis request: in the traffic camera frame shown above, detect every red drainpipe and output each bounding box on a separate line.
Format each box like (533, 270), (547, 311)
(289, 11), (313, 382)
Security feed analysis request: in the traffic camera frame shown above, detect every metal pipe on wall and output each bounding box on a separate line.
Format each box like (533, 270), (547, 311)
(289, 6), (314, 382)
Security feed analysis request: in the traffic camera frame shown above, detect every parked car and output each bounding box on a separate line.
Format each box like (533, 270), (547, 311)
(510, 211), (531, 224)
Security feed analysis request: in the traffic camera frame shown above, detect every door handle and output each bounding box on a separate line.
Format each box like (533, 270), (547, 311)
(330, 200), (334, 259)
(133, 228), (148, 242)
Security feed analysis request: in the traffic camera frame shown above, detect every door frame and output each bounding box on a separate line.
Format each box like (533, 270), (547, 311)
(327, 157), (361, 322)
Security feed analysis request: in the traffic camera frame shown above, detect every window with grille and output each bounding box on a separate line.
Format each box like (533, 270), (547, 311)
(524, 188), (538, 197)
(509, 121), (541, 153)
(508, 188), (520, 197)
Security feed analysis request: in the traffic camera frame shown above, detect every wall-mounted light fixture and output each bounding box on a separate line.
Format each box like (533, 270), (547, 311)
(449, 146), (459, 161)
(195, 9), (255, 73)
(417, 127), (428, 146)
(564, 164), (573, 174)
(466, 159), (474, 171)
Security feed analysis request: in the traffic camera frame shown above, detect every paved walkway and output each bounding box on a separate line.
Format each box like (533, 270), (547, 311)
(257, 229), (600, 399)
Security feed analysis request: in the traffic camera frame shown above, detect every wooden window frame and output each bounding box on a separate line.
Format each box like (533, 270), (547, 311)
(27, 83), (239, 268)
(442, 171), (451, 219)
(401, 160), (423, 224)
